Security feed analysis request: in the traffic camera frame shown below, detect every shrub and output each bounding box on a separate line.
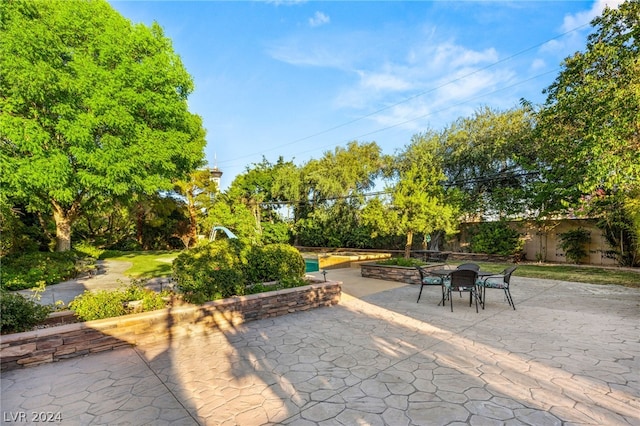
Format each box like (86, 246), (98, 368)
(247, 276), (307, 295)
(0, 251), (81, 290)
(376, 257), (426, 267)
(245, 244), (305, 284)
(0, 291), (52, 334)
(69, 282), (169, 321)
(73, 241), (105, 259)
(559, 228), (591, 264)
(172, 241), (306, 304)
(469, 221), (524, 256)
(172, 239), (247, 304)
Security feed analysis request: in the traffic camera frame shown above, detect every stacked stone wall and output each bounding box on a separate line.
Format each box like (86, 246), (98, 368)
(1, 282), (341, 371)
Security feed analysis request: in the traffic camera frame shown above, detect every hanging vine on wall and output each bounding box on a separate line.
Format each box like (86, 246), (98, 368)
(558, 228), (591, 264)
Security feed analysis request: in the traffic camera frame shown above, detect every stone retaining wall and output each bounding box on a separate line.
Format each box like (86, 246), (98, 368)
(360, 263), (444, 284)
(0, 282), (341, 371)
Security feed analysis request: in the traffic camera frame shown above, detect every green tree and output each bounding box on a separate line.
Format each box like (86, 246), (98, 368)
(535, 1), (639, 265)
(173, 169), (219, 248)
(226, 157), (295, 242)
(200, 186), (259, 246)
(363, 133), (459, 258)
(272, 141), (385, 247)
(439, 106), (537, 220)
(0, 0), (206, 251)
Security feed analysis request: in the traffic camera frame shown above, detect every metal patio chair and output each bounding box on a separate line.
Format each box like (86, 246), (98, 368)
(444, 269), (479, 312)
(477, 266), (518, 310)
(416, 266), (447, 305)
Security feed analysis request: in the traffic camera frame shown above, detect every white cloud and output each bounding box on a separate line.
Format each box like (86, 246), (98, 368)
(269, 23), (525, 131)
(542, 0), (625, 53)
(560, 0), (624, 32)
(309, 11), (330, 27)
(530, 58), (546, 71)
(266, 0), (307, 6)
(357, 70), (413, 92)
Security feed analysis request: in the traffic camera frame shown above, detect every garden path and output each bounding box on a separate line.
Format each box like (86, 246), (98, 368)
(16, 260), (172, 306)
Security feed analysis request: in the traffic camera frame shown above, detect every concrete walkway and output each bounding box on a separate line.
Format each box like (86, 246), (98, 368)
(2, 267), (639, 425)
(16, 260), (174, 306)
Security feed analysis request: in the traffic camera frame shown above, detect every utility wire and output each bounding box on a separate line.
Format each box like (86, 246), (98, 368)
(218, 21), (590, 167)
(285, 68), (560, 160)
(259, 170), (542, 207)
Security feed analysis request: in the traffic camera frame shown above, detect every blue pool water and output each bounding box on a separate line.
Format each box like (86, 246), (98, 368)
(304, 259), (319, 273)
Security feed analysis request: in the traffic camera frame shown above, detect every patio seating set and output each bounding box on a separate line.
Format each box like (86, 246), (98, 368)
(416, 262), (517, 313)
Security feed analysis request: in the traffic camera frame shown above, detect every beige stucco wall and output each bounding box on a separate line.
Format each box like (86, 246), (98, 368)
(449, 219), (617, 266)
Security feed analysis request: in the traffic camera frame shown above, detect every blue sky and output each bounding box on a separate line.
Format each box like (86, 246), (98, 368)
(109, 0), (622, 190)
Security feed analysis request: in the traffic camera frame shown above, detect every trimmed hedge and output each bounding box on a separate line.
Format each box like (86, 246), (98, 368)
(172, 240), (306, 304)
(245, 243), (306, 284)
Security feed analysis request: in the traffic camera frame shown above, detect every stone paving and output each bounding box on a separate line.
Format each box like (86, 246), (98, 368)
(2, 268), (639, 425)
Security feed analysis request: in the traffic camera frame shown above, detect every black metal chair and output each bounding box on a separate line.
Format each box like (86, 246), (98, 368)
(416, 266), (446, 305)
(444, 269), (479, 312)
(477, 266), (517, 310)
(456, 263), (480, 271)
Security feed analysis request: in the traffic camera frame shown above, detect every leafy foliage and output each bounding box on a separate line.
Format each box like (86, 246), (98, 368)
(0, 251), (84, 290)
(0, 290), (52, 334)
(73, 241), (105, 259)
(245, 244), (305, 284)
(376, 258), (426, 267)
(363, 133), (459, 258)
(69, 282), (169, 321)
(469, 221), (524, 256)
(246, 276), (308, 295)
(558, 228), (591, 264)
(0, 0), (206, 251)
(536, 2), (639, 207)
(172, 240), (305, 304)
(439, 106), (537, 218)
(172, 239), (248, 304)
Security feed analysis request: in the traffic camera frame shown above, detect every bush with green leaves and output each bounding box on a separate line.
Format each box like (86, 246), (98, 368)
(245, 244), (306, 284)
(247, 276), (307, 295)
(469, 221), (524, 256)
(172, 239), (247, 304)
(73, 241), (105, 259)
(559, 227), (591, 264)
(0, 251), (82, 291)
(0, 291), (52, 334)
(69, 282), (169, 321)
(376, 257), (426, 267)
(172, 240), (306, 304)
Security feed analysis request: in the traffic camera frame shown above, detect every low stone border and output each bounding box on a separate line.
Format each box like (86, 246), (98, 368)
(360, 263), (445, 284)
(0, 282), (341, 371)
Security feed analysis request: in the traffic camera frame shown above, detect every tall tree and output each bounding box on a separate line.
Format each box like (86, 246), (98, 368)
(173, 169), (219, 248)
(226, 157), (294, 238)
(439, 106), (537, 220)
(363, 133), (459, 258)
(535, 1), (639, 265)
(270, 141), (385, 247)
(0, 0), (206, 251)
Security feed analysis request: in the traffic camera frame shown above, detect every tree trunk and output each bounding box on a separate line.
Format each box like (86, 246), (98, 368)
(187, 203), (198, 248)
(51, 201), (73, 252)
(136, 202), (145, 247)
(404, 230), (413, 259)
(430, 231), (443, 251)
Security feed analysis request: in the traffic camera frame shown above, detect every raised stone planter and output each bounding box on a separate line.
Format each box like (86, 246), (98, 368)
(0, 281), (341, 371)
(360, 262), (445, 285)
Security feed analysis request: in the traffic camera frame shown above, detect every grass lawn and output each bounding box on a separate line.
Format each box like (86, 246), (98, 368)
(457, 261), (640, 288)
(98, 250), (639, 288)
(100, 250), (181, 278)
